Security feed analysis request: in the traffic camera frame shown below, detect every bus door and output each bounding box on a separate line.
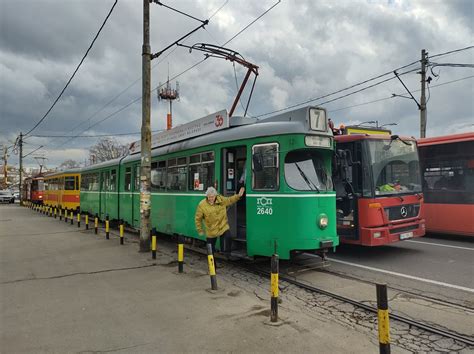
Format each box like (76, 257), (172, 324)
(221, 146), (247, 249)
(334, 144), (361, 240)
(132, 164), (141, 228)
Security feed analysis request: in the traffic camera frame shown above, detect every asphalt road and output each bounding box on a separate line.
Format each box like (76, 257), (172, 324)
(327, 234), (474, 305)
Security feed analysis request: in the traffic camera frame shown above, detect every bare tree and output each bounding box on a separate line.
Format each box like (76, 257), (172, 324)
(59, 159), (81, 170)
(89, 137), (128, 164)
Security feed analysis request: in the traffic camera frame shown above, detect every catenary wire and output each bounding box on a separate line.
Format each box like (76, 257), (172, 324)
(47, 1), (280, 148)
(23, 0), (119, 136)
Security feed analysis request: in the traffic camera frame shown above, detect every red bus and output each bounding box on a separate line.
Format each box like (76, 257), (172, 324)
(418, 132), (474, 237)
(333, 127), (425, 245)
(23, 175), (45, 205)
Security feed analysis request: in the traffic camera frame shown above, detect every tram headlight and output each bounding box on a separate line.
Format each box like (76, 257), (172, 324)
(318, 213), (328, 229)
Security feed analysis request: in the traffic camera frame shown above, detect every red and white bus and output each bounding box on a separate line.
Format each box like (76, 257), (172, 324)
(418, 132), (474, 237)
(333, 126), (425, 246)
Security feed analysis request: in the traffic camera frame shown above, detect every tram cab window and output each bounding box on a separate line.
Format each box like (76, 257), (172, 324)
(65, 176), (75, 191)
(124, 167), (132, 192)
(252, 143), (279, 190)
(285, 149), (333, 191)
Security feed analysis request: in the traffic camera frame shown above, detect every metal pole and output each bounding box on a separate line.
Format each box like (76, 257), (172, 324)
(376, 283), (391, 354)
(19, 132), (23, 206)
(271, 254), (279, 322)
(140, 0), (152, 252)
(420, 49), (427, 138)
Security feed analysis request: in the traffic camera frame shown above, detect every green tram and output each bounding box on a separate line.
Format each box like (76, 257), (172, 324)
(79, 106), (338, 259)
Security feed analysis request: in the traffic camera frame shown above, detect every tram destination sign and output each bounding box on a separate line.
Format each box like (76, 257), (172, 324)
(129, 109), (229, 154)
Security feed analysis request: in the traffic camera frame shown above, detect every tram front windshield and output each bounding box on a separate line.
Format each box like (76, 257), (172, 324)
(285, 149), (333, 191)
(366, 139), (421, 196)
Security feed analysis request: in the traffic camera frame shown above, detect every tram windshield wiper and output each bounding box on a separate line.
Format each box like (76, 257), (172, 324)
(294, 162), (320, 192)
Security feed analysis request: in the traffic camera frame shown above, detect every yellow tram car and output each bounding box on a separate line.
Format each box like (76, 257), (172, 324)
(43, 169), (81, 211)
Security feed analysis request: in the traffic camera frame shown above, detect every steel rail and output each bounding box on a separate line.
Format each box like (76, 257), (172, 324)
(246, 265), (474, 346)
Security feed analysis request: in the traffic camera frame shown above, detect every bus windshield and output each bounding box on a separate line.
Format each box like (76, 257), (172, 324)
(285, 149), (333, 191)
(366, 139), (421, 196)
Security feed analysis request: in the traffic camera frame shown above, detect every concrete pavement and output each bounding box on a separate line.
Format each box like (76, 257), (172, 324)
(1, 204), (379, 353)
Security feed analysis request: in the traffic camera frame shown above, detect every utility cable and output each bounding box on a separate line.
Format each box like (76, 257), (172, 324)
(328, 75), (474, 113)
(428, 46), (474, 59)
(24, 0), (118, 136)
(47, 1), (279, 147)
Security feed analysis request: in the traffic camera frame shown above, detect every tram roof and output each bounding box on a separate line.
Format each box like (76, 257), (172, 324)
(44, 168), (83, 177)
(121, 105), (331, 163)
(417, 131), (474, 146)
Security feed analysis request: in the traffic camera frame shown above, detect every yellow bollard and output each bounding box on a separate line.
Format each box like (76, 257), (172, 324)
(151, 228), (157, 259)
(85, 214), (89, 230)
(77, 212), (81, 228)
(206, 243), (218, 290)
(377, 283), (391, 354)
(120, 220), (124, 245)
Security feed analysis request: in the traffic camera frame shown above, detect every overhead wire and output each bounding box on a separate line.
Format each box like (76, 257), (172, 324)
(24, 0), (119, 136)
(46, 0), (279, 148)
(328, 75), (474, 113)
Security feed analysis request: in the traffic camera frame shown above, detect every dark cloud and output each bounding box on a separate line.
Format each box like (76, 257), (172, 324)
(1, 0), (472, 168)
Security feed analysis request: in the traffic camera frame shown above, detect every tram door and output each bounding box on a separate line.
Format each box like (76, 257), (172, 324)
(221, 146), (247, 250)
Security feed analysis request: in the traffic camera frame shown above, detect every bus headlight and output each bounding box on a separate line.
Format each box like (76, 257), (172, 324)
(318, 213), (328, 229)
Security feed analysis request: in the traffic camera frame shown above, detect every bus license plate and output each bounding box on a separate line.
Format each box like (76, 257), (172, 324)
(400, 232), (413, 240)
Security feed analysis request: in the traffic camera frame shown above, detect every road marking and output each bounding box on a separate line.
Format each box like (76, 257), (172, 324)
(406, 240), (474, 251)
(328, 258), (474, 293)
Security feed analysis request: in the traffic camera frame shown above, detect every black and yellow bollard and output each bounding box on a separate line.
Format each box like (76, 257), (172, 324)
(119, 220), (124, 245)
(70, 210), (74, 225)
(85, 214), (89, 230)
(151, 227), (157, 259)
(54, 207), (57, 219)
(77, 211), (81, 228)
(65, 209), (68, 223)
(105, 215), (110, 239)
(376, 283), (391, 354)
(59, 207), (62, 221)
(94, 214), (98, 235)
(206, 243), (218, 290)
(271, 254), (279, 323)
(178, 235), (184, 273)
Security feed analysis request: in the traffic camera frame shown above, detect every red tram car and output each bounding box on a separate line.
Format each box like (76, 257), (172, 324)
(23, 175), (45, 205)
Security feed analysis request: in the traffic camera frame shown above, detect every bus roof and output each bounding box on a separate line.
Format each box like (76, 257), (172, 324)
(334, 134), (416, 143)
(417, 132), (474, 147)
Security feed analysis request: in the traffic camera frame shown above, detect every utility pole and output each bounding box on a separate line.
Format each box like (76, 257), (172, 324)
(2, 145), (7, 189)
(140, 0), (152, 252)
(19, 132), (23, 205)
(420, 49), (428, 138)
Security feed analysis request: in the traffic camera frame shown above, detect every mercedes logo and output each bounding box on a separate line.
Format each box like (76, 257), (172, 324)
(400, 206), (408, 218)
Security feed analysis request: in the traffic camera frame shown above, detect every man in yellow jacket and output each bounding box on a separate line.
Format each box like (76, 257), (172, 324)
(195, 186), (245, 259)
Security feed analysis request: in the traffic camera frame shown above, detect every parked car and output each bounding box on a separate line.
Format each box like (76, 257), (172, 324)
(0, 190), (15, 204)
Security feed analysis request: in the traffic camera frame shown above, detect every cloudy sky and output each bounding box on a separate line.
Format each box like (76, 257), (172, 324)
(1, 0), (473, 169)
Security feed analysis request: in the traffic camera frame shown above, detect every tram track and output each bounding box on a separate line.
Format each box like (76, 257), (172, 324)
(241, 262), (474, 347)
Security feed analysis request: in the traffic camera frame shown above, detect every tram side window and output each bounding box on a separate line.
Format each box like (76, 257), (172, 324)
(110, 170), (117, 191)
(188, 152), (215, 191)
(167, 157), (187, 191)
(65, 176), (75, 190)
(76, 176), (79, 191)
(90, 173), (99, 191)
(252, 143), (279, 190)
(80, 174), (88, 190)
(151, 161), (167, 191)
(124, 167), (132, 192)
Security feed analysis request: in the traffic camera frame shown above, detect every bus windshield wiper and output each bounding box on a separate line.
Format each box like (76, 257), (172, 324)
(295, 162), (320, 192)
